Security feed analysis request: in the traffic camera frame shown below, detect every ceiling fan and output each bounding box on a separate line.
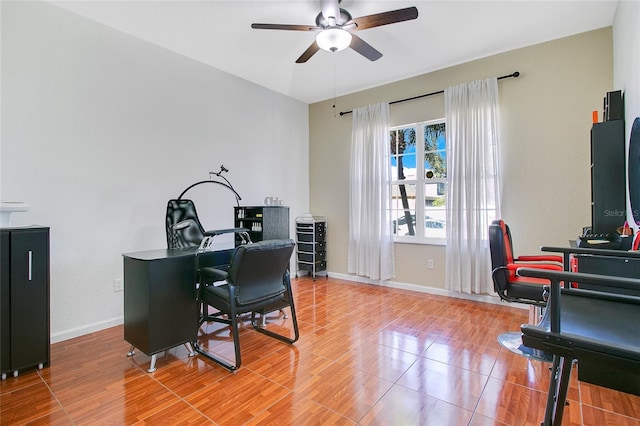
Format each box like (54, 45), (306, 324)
(251, 0), (418, 63)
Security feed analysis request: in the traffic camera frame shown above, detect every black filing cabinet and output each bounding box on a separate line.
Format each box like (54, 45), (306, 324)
(295, 216), (327, 279)
(1, 226), (50, 380)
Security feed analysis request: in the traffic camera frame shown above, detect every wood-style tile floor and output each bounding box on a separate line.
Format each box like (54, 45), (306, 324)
(2, 276), (639, 425)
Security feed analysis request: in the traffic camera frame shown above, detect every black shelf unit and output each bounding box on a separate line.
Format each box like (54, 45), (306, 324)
(591, 120), (626, 234)
(234, 206), (289, 244)
(1, 226), (50, 380)
(295, 216), (327, 279)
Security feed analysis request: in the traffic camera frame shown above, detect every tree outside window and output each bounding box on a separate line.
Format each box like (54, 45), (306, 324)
(390, 120), (446, 243)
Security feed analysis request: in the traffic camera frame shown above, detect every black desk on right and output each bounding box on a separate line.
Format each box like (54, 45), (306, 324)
(517, 268), (640, 426)
(541, 245), (640, 296)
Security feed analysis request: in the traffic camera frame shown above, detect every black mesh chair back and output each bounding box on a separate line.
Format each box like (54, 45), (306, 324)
(166, 199), (205, 249)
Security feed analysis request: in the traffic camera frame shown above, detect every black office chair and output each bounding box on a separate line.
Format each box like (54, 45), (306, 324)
(193, 239), (299, 371)
(166, 199), (207, 249)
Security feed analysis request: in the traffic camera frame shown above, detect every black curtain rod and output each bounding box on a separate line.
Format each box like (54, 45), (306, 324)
(338, 71), (520, 116)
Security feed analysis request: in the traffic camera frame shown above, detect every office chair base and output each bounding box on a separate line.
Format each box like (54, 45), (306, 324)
(498, 331), (553, 363)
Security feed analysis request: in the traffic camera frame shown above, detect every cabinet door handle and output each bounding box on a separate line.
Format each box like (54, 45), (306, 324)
(28, 250), (33, 281)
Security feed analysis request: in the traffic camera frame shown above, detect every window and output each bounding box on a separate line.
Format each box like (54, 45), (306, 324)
(390, 119), (446, 244)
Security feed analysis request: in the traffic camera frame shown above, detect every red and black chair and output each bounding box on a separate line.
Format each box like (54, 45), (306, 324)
(489, 219), (563, 306)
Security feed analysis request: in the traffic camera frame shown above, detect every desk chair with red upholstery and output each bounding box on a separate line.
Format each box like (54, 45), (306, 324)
(489, 219), (563, 306)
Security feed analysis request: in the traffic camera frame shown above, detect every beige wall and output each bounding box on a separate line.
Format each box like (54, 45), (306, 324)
(309, 28), (613, 290)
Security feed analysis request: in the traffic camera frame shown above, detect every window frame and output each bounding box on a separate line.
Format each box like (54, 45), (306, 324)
(390, 118), (447, 246)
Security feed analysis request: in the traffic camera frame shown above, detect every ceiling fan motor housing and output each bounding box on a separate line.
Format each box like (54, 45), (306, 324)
(315, 8), (352, 28)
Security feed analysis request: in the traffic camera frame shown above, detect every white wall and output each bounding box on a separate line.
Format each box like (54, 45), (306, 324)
(614, 0), (640, 134)
(1, 1), (309, 342)
(613, 1), (640, 229)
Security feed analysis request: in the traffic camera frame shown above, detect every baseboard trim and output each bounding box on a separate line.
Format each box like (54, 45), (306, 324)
(51, 316), (124, 344)
(51, 272), (526, 343)
(326, 271), (528, 310)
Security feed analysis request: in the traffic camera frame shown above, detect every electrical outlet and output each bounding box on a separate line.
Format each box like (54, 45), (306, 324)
(114, 279), (123, 292)
(427, 259), (434, 269)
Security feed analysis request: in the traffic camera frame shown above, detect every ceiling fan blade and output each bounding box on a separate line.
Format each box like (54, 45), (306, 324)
(251, 23), (318, 31)
(320, 0), (340, 21)
(349, 34), (382, 61)
(349, 6), (418, 30)
(296, 41), (321, 63)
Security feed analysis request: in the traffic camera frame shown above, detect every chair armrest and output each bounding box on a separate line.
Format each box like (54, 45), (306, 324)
(506, 262), (563, 271)
(516, 255), (563, 263)
(199, 267), (229, 283)
(203, 227), (250, 237)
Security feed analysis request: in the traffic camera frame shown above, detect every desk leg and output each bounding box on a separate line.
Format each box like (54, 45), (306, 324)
(127, 344), (156, 373)
(184, 342), (195, 357)
(542, 355), (573, 426)
(148, 354), (157, 373)
(543, 356), (561, 425)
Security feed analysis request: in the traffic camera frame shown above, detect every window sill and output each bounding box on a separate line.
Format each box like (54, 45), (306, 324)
(393, 237), (446, 246)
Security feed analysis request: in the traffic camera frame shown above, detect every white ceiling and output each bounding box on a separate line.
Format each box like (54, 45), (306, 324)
(51, 0), (620, 104)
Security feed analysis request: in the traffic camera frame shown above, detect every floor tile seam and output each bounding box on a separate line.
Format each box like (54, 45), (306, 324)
(392, 355), (493, 414)
(386, 380), (478, 420)
(579, 399), (640, 421)
(36, 368), (78, 425)
(243, 351), (339, 385)
(41, 348), (145, 384)
(281, 364), (398, 424)
(351, 379), (399, 425)
(469, 362), (500, 424)
(0, 374), (45, 395)
(373, 339), (435, 359)
(138, 396), (217, 425)
(38, 358), (148, 408)
(466, 412), (509, 426)
(434, 327), (515, 351)
(53, 367), (177, 420)
(482, 373), (551, 401)
(260, 384), (356, 423)
(418, 351), (498, 377)
(330, 346), (422, 383)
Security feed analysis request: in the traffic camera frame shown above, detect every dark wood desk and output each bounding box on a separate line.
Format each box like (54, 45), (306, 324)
(517, 268), (640, 426)
(122, 247), (233, 372)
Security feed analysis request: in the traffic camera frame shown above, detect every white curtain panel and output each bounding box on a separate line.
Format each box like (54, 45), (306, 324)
(348, 102), (395, 281)
(444, 78), (502, 294)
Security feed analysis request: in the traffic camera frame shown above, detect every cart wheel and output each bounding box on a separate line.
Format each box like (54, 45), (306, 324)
(38, 363), (44, 370)
(12, 370), (18, 378)
(1, 373), (6, 380)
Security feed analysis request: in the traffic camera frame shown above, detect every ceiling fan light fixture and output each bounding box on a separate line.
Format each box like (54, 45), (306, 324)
(316, 28), (352, 52)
